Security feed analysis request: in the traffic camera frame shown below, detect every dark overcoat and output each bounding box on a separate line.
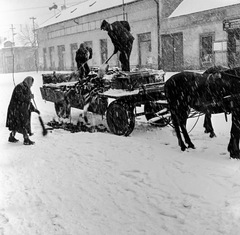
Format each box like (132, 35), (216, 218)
(75, 44), (93, 77)
(107, 21), (134, 55)
(6, 81), (35, 135)
(106, 21), (134, 71)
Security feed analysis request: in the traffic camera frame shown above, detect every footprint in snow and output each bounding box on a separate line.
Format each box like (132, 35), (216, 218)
(220, 152), (227, 155)
(0, 213), (8, 225)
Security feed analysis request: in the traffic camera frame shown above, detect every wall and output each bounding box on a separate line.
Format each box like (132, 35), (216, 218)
(161, 4), (240, 70)
(0, 47), (35, 73)
(37, 0), (158, 71)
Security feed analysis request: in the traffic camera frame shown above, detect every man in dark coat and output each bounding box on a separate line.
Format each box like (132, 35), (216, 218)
(6, 76), (40, 145)
(75, 43), (93, 79)
(101, 20), (134, 71)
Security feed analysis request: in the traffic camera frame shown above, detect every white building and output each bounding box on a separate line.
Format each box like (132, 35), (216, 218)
(37, 0), (162, 71)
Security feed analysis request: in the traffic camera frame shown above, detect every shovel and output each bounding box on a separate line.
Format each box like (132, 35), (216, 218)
(32, 98), (48, 136)
(98, 52), (115, 77)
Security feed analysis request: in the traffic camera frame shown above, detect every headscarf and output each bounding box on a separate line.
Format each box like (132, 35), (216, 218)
(23, 76), (34, 88)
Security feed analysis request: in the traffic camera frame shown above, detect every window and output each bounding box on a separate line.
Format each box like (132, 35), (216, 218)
(84, 41), (92, 49)
(89, 22), (95, 30)
(96, 20), (101, 29)
(200, 33), (214, 66)
(49, 46), (55, 69)
(82, 23), (88, 31)
(43, 48), (47, 70)
(70, 43), (78, 69)
(57, 45), (65, 70)
(138, 32), (152, 68)
(77, 24), (83, 33)
(100, 39), (108, 64)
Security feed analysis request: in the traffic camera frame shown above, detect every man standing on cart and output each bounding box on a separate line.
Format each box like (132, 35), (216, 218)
(101, 20), (134, 72)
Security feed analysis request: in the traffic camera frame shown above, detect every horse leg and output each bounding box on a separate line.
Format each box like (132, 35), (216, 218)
(203, 113), (216, 138)
(228, 133), (240, 159)
(228, 115), (240, 159)
(171, 114), (187, 151)
(180, 119), (195, 149)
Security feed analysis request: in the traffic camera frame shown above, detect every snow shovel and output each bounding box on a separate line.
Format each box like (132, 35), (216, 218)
(98, 52), (115, 77)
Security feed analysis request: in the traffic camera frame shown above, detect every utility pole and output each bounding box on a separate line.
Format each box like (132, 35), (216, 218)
(10, 24), (15, 85)
(63, 0), (66, 9)
(122, 0), (125, 20)
(30, 17), (36, 46)
(30, 17), (38, 72)
(154, 0), (161, 69)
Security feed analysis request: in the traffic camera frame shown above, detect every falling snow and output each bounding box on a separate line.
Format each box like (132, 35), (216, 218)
(1, 71), (240, 234)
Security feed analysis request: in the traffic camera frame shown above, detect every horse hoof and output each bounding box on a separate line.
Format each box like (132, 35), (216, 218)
(188, 144), (195, 149)
(230, 156), (240, 160)
(230, 154), (240, 159)
(209, 132), (216, 138)
(181, 146), (187, 151)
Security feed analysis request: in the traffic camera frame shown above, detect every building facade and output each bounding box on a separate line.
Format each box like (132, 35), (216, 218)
(38, 0), (240, 72)
(161, 2), (240, 71)
(37, 0), (167, 71)
(0, 41), (36, 73)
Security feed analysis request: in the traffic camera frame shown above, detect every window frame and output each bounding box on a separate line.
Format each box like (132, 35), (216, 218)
(199, 32), (215, 68)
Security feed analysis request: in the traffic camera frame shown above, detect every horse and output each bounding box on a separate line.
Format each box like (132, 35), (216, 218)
(164, 66), (240, 159)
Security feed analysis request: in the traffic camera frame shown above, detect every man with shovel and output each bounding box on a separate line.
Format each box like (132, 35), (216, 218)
(75, 43), (93, 79)
(101, 20), (134, 71)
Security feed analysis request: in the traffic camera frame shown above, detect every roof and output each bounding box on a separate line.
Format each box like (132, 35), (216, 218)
(39, 0), (137, 28)
(169, 0), (240, 18)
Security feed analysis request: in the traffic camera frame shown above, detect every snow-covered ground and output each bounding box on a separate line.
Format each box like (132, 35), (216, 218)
(1, 71), (240, 235)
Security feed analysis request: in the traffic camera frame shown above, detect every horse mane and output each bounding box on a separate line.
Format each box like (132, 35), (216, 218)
(203, 65), (228, 75)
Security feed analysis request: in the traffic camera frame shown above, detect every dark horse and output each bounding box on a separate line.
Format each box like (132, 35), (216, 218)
(164, 66), (240, 159)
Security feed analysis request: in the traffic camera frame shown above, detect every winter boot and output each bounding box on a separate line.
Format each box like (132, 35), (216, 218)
(8, 134), (19, 143)
(23, 138), (35, 145)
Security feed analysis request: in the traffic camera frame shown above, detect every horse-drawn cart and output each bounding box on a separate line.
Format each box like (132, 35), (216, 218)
(40, 69), (171, 135)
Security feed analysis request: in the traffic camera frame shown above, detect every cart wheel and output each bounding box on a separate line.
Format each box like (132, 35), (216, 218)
(144, 102), (171, 127)
(54, 100), (71, 118)
(106, 100), (135, 136)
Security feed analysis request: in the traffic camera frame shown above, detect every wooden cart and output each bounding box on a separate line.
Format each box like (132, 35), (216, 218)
(40, 70), (171, 135)
(99, 81), (171, 136)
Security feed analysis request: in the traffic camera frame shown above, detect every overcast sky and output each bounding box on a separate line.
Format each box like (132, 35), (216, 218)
(0, 0), (86, 37)
(1, 0), (240, 39)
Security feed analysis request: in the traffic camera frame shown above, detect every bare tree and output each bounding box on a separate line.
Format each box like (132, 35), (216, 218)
(18, 24), (35, 47)
(17, 24), (39, 72)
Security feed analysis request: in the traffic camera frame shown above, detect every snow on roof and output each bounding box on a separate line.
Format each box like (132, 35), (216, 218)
(39, 0), (137, 28)
(169, 0), (240, 18)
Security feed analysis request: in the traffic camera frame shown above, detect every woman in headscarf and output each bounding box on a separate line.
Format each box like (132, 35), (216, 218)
(6, 76), (40, 145)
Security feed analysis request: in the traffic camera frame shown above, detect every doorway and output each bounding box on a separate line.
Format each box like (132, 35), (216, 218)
(162, 32), (183, 71)
(138, 32), (152, 68)
(227, 29), (240, 68)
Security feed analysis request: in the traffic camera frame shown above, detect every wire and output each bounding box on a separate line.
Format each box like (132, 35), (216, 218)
(38, 14), (60, 26)
(0, 1), (87, 13)
(0, 6), (49, 13)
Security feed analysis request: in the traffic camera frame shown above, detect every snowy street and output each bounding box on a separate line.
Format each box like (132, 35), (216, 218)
(1, 71), (240, 235)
